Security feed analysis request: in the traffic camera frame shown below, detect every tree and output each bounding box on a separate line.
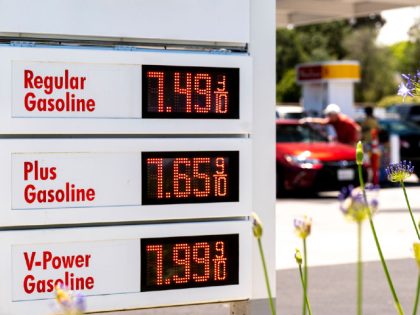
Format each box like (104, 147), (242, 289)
(276, 28), (304, 83)
(405, 19), (420, 71)
(276, 21), (352, 102)
(391, 18), (420, 75)
(343, 27), (395, 102)
(276, 14), (393, 104)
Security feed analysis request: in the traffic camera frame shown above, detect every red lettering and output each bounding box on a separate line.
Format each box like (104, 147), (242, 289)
(34, 76), (43, 89)
(75, 255), (84, 268)
(42, 251), (52, 270)
(24, 184), (96, 204)
(85, 254), (91, 267)
(24, 92), (96, 113)
(23, 273), (95, 294)
(24, 70), (34, 89)
(23, 161), (55, 181)
(23, 274), (35, 294)
(61, 255), (76, 269)
(85, 276), (94, 289)
(23, 252), (36, 271)
(23, 162), (33, 181)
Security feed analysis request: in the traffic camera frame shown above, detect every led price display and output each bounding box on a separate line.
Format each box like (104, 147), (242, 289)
(142, 151), (239, 205)
(141, 234), (239, 291)
(142, 65), (239, 118)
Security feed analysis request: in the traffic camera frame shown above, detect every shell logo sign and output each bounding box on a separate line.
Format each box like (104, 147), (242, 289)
(297, 61), (361, 83)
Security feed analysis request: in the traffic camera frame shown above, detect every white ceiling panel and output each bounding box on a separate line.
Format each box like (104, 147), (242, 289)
(277, 0), (419, 27)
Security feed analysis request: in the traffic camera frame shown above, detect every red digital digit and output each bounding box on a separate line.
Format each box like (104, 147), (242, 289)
(147, 71), (165, 113)
(174, 72), (192, 113)
(213, 157), (228, 197)
(215, 75), (229, 114)
(215, 157), (225, 174)
(194, 73), (211, 113)
(172, 243), (191, 284)
(192, 158), (211, 197)
(146, 244), (164, 285)
(173, 158), (192, 198)
(213, 241), (227, 281)
(147, 158), (163, 199)
(192, 242), (210, 282)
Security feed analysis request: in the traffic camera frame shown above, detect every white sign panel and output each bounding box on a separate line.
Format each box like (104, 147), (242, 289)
(0, 46), (252, 134)
(11, 153), (141, 210)
(0, 0), (250, 44)
(12, 240), (140, 301)
(12, 61), (141, 118)
(0, 221), (252, 315)
(0, 138), (251, 227)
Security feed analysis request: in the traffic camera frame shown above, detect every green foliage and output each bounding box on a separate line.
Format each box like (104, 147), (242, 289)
(403, 19), (420, 71)
(390, 18), (420, 74)
(377, 95), (420, 108)
(275, 14), (403, 104)
(343, 27), (395, 103)
(276, 28), (305, 82)
(296, 21), (351, 61)
(390, 41), (413, 74)
(276, 69), (301, 103)
(276, 21), (352, 102)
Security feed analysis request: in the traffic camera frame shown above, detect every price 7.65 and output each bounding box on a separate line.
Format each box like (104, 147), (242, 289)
(142, 151), (239, 205)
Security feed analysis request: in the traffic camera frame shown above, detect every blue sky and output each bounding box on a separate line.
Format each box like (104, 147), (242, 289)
(377, 6), (420, 45)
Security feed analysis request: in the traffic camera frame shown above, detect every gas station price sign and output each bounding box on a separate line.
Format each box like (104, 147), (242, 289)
(141, 234), (239, 291)
(142, 151), (239, 205)
(142, 65), (239, 119)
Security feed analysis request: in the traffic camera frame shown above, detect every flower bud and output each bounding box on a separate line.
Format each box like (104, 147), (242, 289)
(294, 216), (312, 239)
(295, 248), (302, 265)
(356, 141), (364, 166)
(251, 212), (263, 239)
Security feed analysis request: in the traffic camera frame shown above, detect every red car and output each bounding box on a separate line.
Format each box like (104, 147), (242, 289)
(276, 119), (362, 196)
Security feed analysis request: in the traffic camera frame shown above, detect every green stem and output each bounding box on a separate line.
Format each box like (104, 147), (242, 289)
(303, 238), (308, 315)
(413, 273), (420, 315)
(257, 238), (276, 315)
(298, 264), (313, 315)
(358, 165), (405, 315)
(357, 222), (363, 315)
(400, 181), (420, 240)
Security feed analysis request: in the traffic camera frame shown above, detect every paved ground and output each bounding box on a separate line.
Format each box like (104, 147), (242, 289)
(276, 184), (420, 270)
(276, 182), (420, 315)
(277, 258), (417, 315)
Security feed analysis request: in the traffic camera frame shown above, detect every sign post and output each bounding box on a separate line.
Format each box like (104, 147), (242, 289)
(0, 0), (275, 314)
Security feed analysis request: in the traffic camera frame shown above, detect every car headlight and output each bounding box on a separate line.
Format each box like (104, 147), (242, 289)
(284, 151), (323, 169)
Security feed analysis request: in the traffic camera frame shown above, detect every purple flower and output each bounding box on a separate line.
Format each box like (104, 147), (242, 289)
(293, 216), (312, 239)
(385, 160), (414, 182)
(54, 286), (87, 314)
(74, 293), (86, 312)
(339, 185), (379, 222)
(397, 81), (413, 102)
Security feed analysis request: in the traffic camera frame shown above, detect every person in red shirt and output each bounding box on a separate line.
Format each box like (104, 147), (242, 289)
(301, 104), (361, 146)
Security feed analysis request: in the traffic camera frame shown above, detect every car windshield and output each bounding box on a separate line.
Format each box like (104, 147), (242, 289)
(276, 123), (328, 143)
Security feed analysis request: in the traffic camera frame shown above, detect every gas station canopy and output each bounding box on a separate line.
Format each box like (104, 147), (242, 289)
(277, 0), (419, 27)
